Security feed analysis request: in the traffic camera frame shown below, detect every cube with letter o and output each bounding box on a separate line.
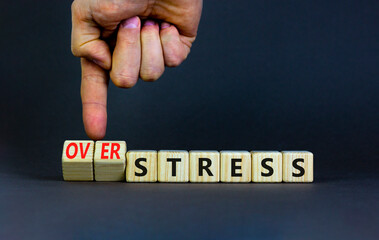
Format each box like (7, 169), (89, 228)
(62, 140), (94, 181)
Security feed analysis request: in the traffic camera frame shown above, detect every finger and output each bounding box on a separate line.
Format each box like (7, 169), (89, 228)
(71, 1), (111, 70)
(140, 20), (165, 81)
(81, 58), (108, 140)
(160, 22), (191, 67)
(110, 16), (141, 88)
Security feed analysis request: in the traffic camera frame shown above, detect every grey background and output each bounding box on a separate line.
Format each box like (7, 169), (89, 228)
(0, 0), (378, 239)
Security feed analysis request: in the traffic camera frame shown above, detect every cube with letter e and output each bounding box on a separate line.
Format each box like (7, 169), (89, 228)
(220, 151), (251, 182)
(94, 141), (127, 181)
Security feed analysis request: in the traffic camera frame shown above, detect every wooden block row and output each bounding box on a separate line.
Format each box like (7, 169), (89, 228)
(62, 141), (313, 183)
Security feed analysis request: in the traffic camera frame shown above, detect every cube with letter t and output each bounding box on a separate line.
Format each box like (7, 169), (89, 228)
(158, 150), (189, 182)
(94, 141), (127, 181)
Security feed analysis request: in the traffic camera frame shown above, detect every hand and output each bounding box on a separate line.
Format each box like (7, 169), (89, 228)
(71, 0), (203, 139)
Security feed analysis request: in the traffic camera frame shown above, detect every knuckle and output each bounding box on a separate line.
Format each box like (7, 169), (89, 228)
(91, 0), (124, 23)
(71, 0), (85, 17)
(141, 25), (158, 35)
(123, 35), (139, 45)
(82, 74), (106, 84)
(98, 0), (121, 15)
(111, 72), (138, 88)
(165, 54), (184, 67)
(140, 67), (164, 82)
(141, 33), (155, 43)
(82, 101), (106, 109)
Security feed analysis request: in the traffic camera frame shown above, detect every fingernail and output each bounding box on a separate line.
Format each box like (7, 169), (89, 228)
(121, 16), (139, 29)
(144, 20), (156, 26)
(161, 22), (170, 29)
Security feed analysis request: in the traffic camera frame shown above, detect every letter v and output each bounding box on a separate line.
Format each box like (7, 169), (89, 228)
(80, 143), (90, 158)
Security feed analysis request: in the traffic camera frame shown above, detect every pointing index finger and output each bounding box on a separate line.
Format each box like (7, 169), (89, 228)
(81, 58), (109, 140)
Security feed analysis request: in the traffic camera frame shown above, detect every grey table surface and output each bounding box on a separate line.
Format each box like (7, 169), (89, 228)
(1, 146), (378, 240)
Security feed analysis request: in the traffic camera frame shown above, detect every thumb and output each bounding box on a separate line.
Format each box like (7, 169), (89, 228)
(71, 1), (111, 70)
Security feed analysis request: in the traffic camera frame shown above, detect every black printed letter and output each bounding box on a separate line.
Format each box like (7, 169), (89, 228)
(261, 158), (274, 177)
(292, 158), (305, 177)
(199, 158), (213, 176)
(167, 158), (181, 176)
(231, 158), (242, 177)
(135, 158), (148, 177)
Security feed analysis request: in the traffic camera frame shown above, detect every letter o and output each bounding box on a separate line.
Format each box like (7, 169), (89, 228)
(66, 143), (78, 159)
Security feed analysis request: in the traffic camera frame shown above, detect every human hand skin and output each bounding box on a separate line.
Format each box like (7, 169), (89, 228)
(71, 0), (203, 140)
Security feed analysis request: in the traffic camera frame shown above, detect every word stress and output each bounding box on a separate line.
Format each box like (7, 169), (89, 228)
(62, 140), (314, 183)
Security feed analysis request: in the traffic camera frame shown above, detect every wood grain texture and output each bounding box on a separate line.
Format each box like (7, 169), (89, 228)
(251, 151), (282, 182)
(126, 151), (157, 182)
(158, 150), (189, 182)
(220, 151), (251, 182)
(62, 140), (94, 181)
(94, 141), (127, 181)
(282, 151), (313, 182)
(189, 151), (220, 182)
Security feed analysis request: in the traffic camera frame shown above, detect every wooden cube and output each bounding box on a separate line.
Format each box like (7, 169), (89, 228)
(251, 151), (282, 182)
(62, 140), (94, 181)
(220, 151), (251, 182)
(158, 150), (189, 182)
(282, 151), (313, 182)
(94, 141), (127, 181)
(189, 151), (220, 182)
(126, 150), (157, 182)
